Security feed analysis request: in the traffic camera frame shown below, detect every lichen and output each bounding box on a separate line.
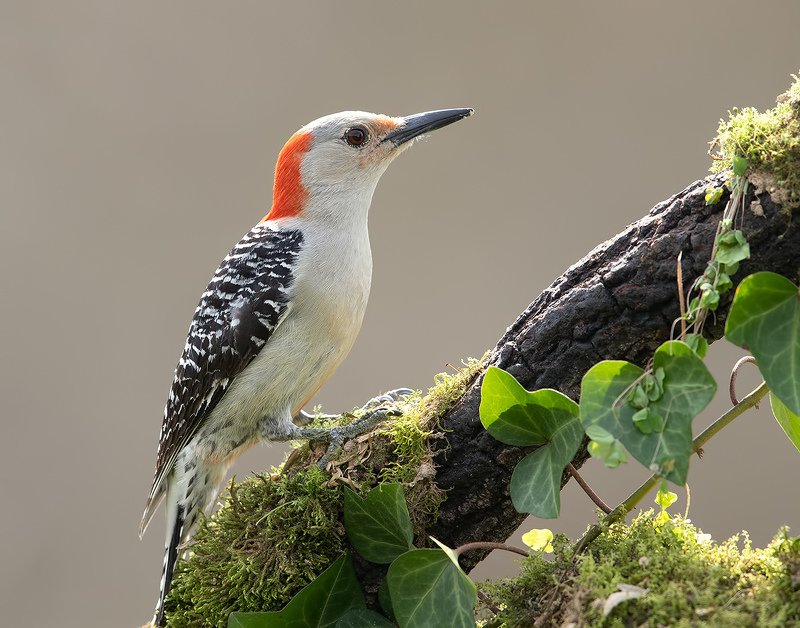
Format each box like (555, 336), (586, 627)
(480, 512), (800, 627)
(711, 72), (800, 208)
(163, 357), (486, 627)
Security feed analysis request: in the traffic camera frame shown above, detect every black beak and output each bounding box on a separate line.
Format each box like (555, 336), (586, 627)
(383, 108), (474, 146)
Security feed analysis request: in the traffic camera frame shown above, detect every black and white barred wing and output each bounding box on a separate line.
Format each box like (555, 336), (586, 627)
(140, 225), (303, 534)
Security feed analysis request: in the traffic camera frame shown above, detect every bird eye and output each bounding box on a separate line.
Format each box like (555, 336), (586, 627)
(344, 127), (368, 147)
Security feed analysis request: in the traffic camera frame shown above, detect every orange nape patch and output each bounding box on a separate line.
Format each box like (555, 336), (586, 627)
(373, 114), (400, 134)
(262, 131), (313, 222)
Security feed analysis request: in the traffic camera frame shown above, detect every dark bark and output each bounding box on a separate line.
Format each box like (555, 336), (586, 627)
(424, 174), (800, 571)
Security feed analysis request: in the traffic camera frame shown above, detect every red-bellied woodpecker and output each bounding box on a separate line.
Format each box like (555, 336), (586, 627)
(140, 108), (473, 626)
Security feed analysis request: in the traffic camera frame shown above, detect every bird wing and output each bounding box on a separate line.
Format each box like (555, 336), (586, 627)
(141, 224), (304, 534)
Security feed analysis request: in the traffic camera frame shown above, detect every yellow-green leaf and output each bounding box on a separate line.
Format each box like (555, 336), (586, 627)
(521, 528), (553, 552)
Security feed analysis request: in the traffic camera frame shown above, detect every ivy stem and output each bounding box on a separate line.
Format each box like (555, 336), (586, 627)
(729, 355), (757, 405)
(676, 252), (687, 341)
(695, 380), (768, 449)
(572, 473), (659, 554)
(454, 541), (529, 558)
(567, 463), (612, 514)
(573, 380), (769, 554)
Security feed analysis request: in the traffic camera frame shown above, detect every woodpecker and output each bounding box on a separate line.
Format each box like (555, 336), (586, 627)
(140, 108), (473, 626)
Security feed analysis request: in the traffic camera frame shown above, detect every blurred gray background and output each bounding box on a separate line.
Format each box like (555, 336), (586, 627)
(1, 2), (799, 626)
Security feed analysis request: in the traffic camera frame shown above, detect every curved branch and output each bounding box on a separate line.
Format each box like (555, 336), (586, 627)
(425, 176), (799, 574)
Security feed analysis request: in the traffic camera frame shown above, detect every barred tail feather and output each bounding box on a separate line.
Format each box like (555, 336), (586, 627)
(153, 498), (184, 627)
(148, 454), (230, 626)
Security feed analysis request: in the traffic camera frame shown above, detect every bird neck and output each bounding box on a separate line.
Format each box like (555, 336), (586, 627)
(303, 178), (378, 230)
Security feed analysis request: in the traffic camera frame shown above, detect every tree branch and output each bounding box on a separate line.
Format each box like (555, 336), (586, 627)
(425, 175), (799, 573)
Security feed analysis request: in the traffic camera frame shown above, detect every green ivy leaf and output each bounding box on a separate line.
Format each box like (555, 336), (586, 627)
(509, 410), (584, 517)
(344, 484), (413, 564)
(587, 436), (628, 468)
(386, 549), (476, 628)
(378, 578), (394, 623)
(687, 296), (701, 320)
(229, 616), (265, 628)
(585, 425), (614, 444)
(721, 260), (739, 276)
(655, 487), (678, 509)
(769, 392), (800, 453)
(726, 272), (800, 415)
(643, 368), (665, 402)
(732, 155), (748, 176)
(655, 509), (671, 525)
(479, 367), (583, 518)
(336, 609), (394, 628)
(685, 334), (708, 358)
(628, 384), (650, 409)
(700, 287), (720, 311)
(715, 229), (750, 266)
(228, 555), (363, 628)
(717, 272), (733, 293)
(580, 342), (716, 484)
(632, 407), (663, 435)
(480, 366), (577, 446)
(487, 387), (583, 518)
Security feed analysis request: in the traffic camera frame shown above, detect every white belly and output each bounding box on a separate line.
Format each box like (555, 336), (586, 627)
(194, 225), (373, 458)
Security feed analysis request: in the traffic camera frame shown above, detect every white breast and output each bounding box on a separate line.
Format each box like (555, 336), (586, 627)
(200, 220), (373, 445)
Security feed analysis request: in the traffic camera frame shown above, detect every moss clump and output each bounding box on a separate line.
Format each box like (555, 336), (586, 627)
(164, 467), (343, 627)
(711, 72), (800, 208)
(481, 512), (800, 627)
(300, 355), (485, 537)
(164, 358), (486, 627)
(377, 356), (485, 534)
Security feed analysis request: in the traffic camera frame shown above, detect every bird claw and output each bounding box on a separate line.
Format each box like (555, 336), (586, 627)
(296, 406), (402, 468)
(294, 388), (411, 427)
(360, 387), (414, 411)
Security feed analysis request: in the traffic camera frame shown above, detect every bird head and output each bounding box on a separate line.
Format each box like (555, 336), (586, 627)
(264, 108), (473, 223)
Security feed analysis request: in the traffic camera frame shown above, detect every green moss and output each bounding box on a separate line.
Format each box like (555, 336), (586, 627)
(711, 73), (800, 208)
(164, 467), (344, 627)
(481, 513), (800, 627)
(379, 355), (486, 484)
(378, 356), (486, 535)
(164, 357), (486, 626)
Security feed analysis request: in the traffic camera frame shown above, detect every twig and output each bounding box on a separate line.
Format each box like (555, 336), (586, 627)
(573, 381), (769, 554)
(729, 355), (757, 405)
(567, 463), (612, 514)
(677, 252), (687, 341)
(683, 483), (691, 520)
(532, 565), (572, 627)
(477, 589), (501, 616)
(454, 541), (529, 558)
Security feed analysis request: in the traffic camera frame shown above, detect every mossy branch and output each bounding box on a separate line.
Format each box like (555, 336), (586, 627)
(431, 76), (800, 576)
(481, 514), (800, 626)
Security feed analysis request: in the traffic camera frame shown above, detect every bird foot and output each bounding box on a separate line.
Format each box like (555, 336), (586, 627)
(295, 387), (414, 426)
(296, 406), (402, 468)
